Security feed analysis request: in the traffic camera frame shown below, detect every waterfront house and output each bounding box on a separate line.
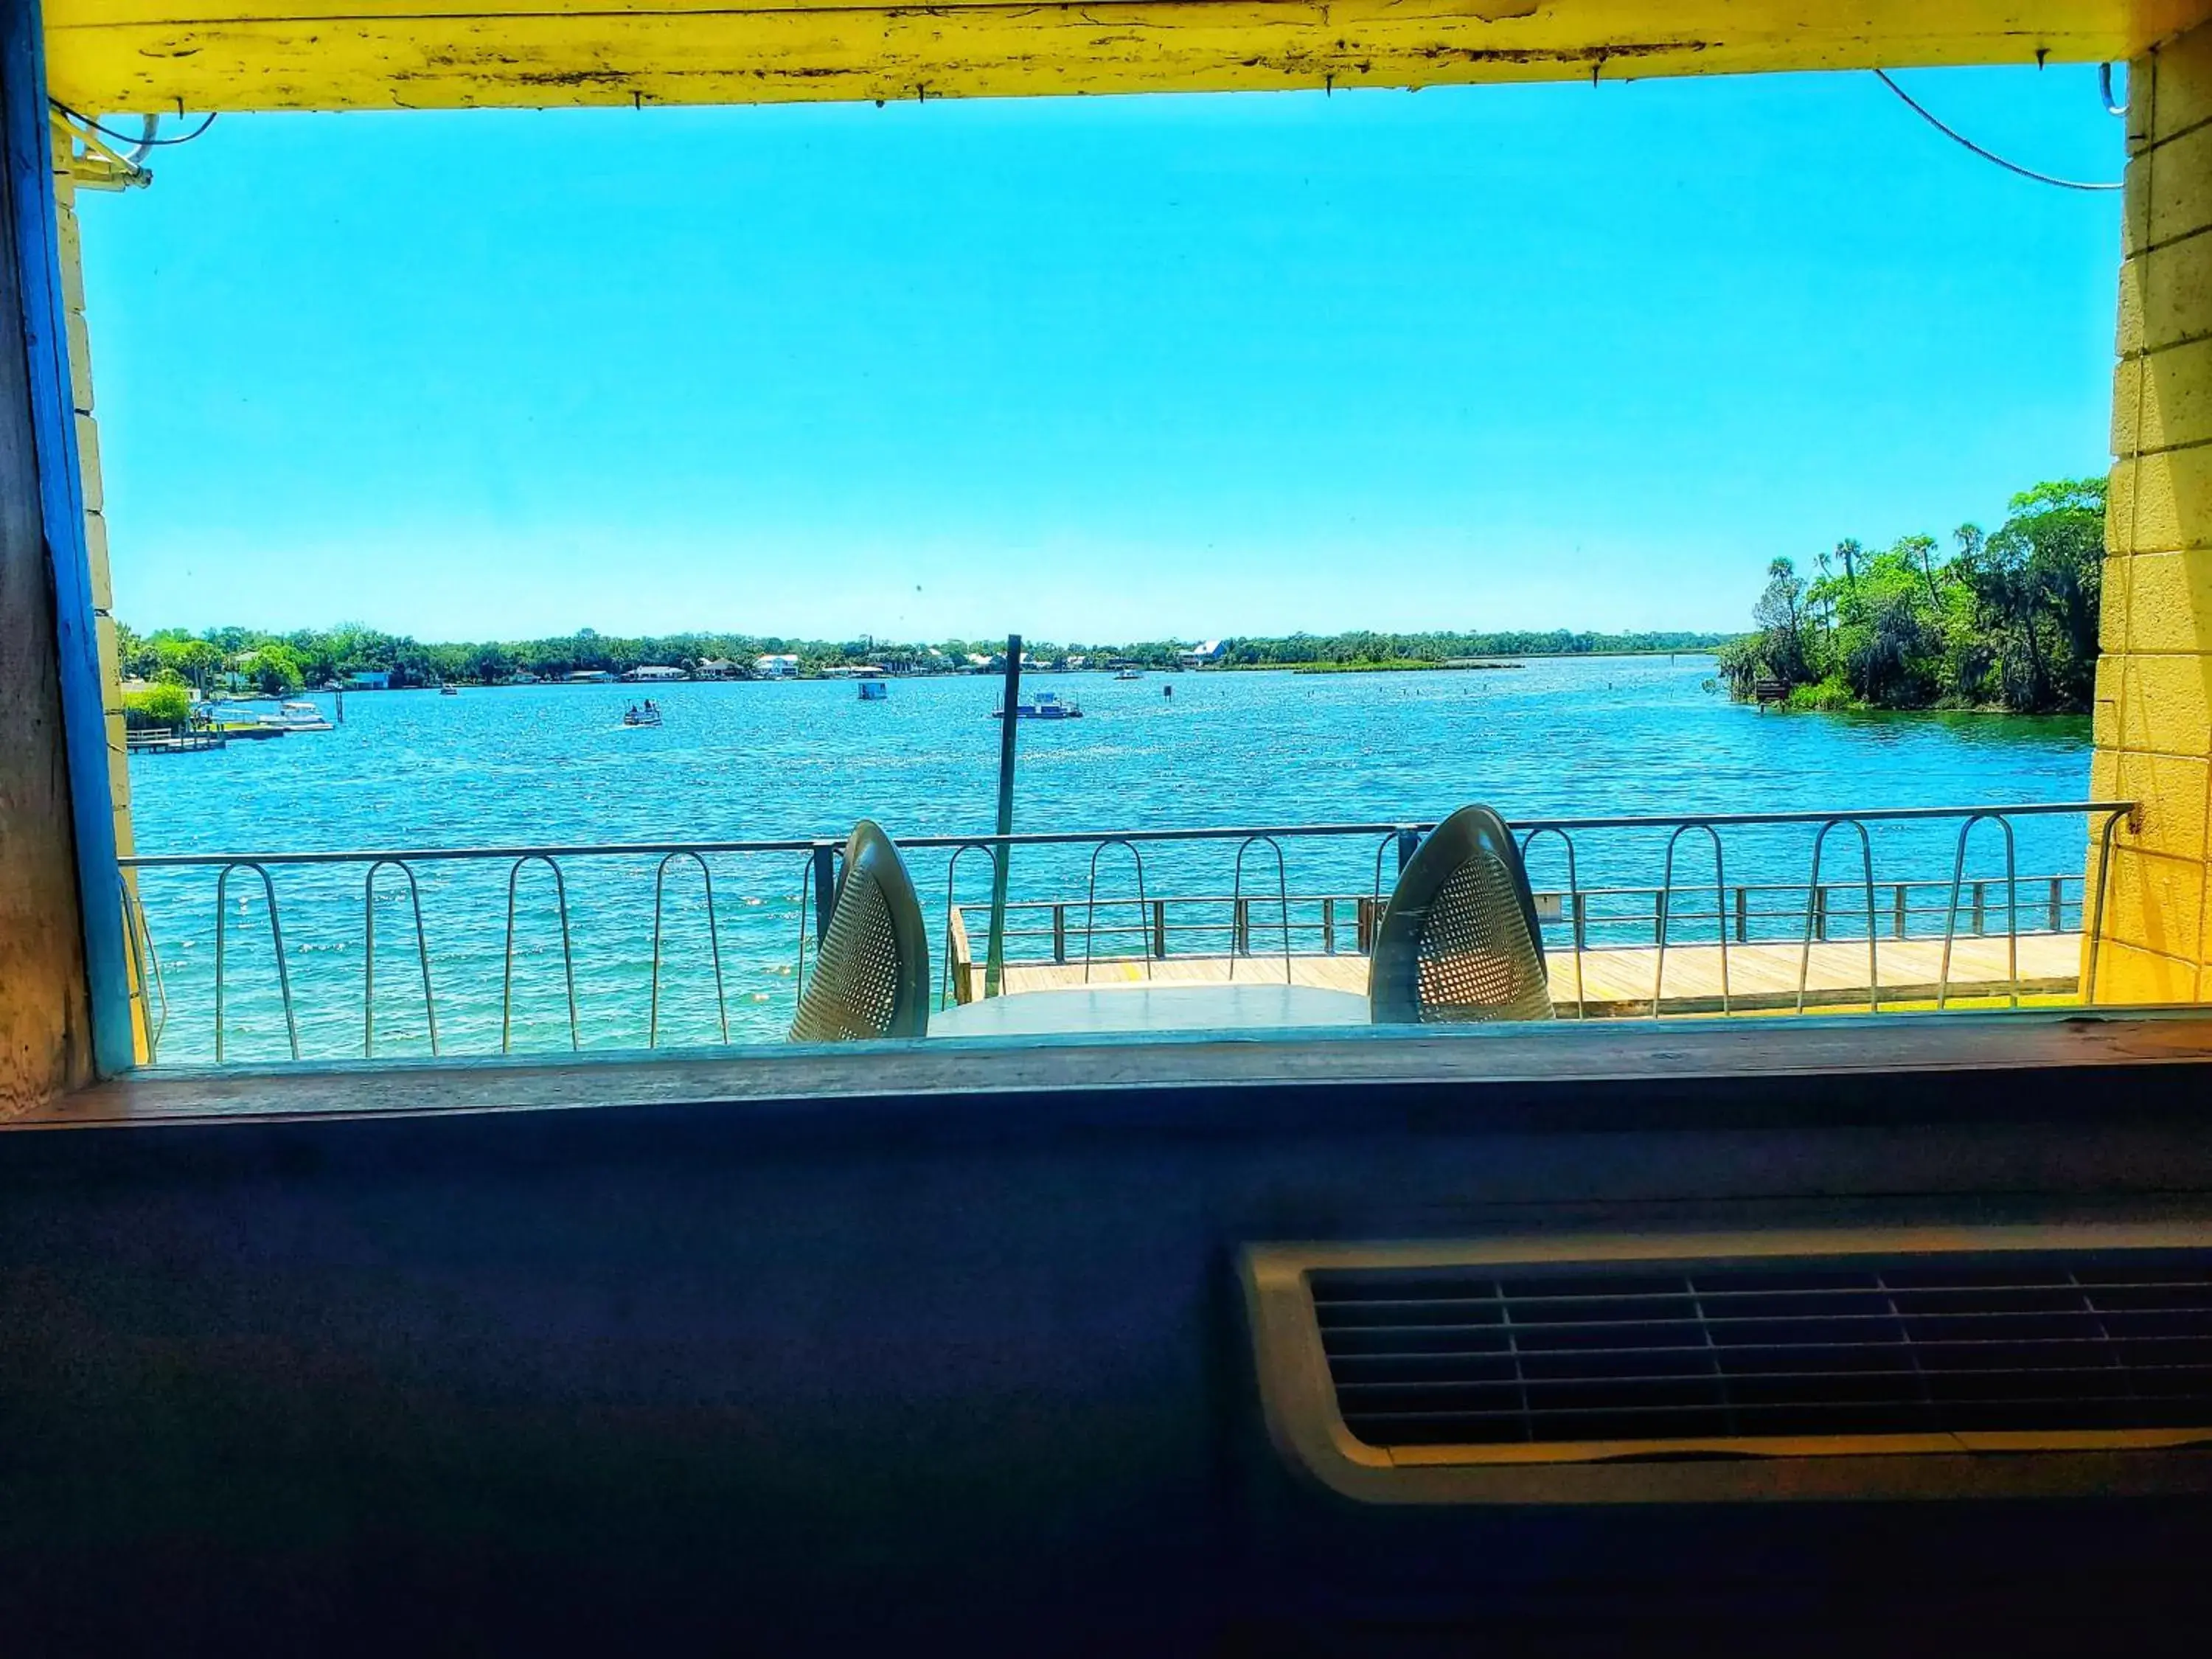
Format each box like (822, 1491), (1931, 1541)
(344, 669), (392, 689)
(754, 654), (799, 678)
(563, 669), (616, 684)
(694, 658), (740, 680)
(622, 665), (687, 683)
(1179, 639), (1227, 667)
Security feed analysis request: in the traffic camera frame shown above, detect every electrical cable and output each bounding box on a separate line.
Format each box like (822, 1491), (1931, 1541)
(2098, 61), (2127, 118)
(122, 115), (158, 168)
(49, 101), (217, 148)
(1871, 69), (2121, 192)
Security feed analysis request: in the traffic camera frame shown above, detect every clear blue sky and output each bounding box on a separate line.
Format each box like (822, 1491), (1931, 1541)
(80, 65), (2126, 645)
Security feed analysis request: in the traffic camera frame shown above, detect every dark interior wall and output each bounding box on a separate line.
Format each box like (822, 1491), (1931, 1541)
(10, 1065), (2212, 1655)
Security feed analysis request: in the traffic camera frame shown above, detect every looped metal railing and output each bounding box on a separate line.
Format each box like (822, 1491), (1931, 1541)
(1517, 826), (1586, 1019)
(793, 846), (823, 1011)
(364, 857), (438, 1057)
(1230, 834), (1293, 983)
(1369, 826), (1423, 911)
(215, 861), (299, 1062)
(501, 854), (580, 1053)
(649, 851), (728, 1046)
(2083, 807), (2136, 1006)
(1083, 839), (1152, 984)
(1796, 819), (1879, 1014)
(120, 874), (169, 1060)
(1656, 823), (1730, 1018)
(117, 799), (2138, 1066)
(1938, 813), (2019, 1011)
(939, 841), (999, 1009)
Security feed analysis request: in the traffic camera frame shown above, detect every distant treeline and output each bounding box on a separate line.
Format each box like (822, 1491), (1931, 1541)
(116, 622), (1729, 697)
(1714, 478), (2104, 714)
(1215, 630), (1725, 668)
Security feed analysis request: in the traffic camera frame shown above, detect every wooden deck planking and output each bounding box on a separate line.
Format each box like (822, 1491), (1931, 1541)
(992, 933), (2084, 1016)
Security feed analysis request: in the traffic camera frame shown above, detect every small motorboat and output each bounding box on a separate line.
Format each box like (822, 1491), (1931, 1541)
(623, 700), (664, 728)
(197, 698), (333, 734)
(1114, 668), (1145, 681)
(254, 699), (335, 732)
(992, 690), (1083, 721)
(439, 683), (459, 696)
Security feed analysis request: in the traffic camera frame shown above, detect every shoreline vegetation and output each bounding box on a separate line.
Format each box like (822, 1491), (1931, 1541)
(1714, 477), (2103, 716)
(116, 624), (1728, 703)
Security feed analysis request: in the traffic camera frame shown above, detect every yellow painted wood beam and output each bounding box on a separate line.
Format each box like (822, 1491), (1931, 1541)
(44, 0), (2212, 116)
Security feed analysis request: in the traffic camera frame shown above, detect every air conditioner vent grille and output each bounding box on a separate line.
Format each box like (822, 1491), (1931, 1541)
(1309, 1255), (2212, 1448)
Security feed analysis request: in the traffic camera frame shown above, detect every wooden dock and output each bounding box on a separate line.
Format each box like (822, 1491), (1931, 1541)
(978, 933), (2083, 1017)
(124, 729), (228, 754)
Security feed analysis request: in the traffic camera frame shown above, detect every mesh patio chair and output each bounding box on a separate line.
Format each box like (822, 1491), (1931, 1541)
(1368, 804), (1554, 1025)
(789, 820), (931, 1043)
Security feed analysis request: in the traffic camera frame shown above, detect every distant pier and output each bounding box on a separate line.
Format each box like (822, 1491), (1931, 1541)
(125, 729), (229, 754)
(962, 935), (2083, 1018)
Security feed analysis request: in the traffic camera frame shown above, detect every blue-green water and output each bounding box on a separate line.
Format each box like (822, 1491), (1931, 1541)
(128, 657), (2093, 1062)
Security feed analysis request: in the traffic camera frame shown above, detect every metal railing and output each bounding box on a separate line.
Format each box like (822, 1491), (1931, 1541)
(960, 874), (2095, 960)
(116, 799), (2135, 1065)
(951, 872), (2093, 1012)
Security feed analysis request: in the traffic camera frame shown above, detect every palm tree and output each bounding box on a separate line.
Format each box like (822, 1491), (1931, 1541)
(1904, 531), (1947, 608)
(1835, 538), (1862, 590)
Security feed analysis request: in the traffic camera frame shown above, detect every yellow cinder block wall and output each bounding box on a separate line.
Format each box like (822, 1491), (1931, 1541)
(51, 144), (146, 1057)
(2095, 14), (2212, 1002)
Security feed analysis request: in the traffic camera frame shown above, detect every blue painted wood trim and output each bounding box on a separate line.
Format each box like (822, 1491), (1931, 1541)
(2, 0), (132, 1076)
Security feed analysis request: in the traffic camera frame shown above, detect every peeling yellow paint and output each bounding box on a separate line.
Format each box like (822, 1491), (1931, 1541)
(52, 153), (143, 1056)
(2095, 13), (2212, 1006)
(41, 0), (2212, 116)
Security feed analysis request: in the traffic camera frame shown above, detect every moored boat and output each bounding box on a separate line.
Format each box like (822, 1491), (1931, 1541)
(992, 690), (1083, 720)
(202, 698), (333, 733)
(260, 700), (335, 731)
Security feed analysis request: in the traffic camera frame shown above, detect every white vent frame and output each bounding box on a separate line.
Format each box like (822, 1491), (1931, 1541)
(1243, 1223), (2212, 1505)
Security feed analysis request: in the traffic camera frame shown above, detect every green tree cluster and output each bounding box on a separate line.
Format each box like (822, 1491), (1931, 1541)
(1217, 628), (1725, 667)
(119, 681), (192, 730)
(1715, 478), (2105, 714)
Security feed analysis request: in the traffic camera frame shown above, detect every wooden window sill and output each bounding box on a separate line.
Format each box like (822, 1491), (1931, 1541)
(15, 1009), (2212, 1132)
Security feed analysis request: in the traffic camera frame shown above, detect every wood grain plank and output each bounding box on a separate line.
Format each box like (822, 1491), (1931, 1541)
(41, 0), (2212, 116)
(30, 1008), (2212, 1128)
